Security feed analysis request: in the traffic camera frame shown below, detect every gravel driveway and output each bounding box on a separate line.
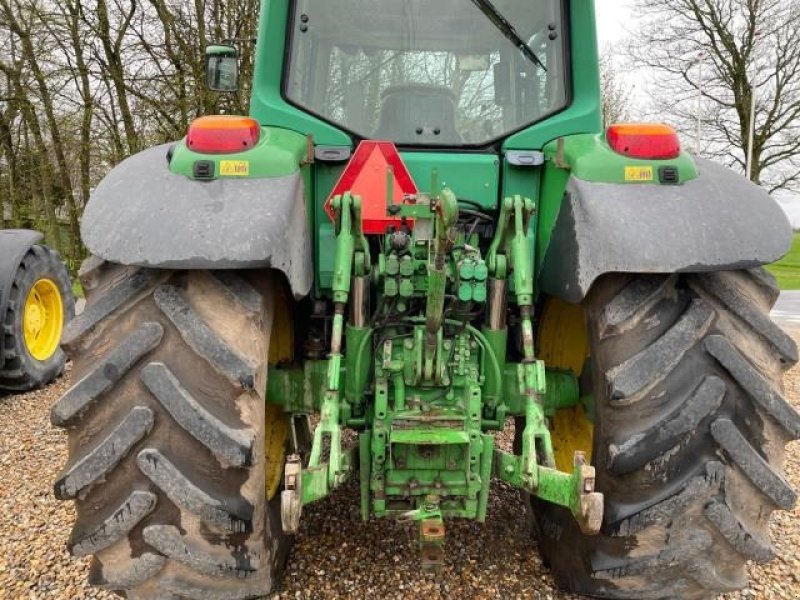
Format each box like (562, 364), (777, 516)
(2, 333), (799, 600)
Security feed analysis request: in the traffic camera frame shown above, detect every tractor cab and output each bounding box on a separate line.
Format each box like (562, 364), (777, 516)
(282, 0), (567, 147)
(246, 0), (600, 154)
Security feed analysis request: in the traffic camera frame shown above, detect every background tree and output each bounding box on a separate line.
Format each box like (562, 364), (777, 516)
(629, 0), (800, 192)
(0, 0), (260, 269)
(600, 44), (634, 126)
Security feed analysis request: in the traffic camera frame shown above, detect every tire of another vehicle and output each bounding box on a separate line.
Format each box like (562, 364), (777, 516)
(532, 269), (800, 600)
(51, 260), (291, 599)
(0, 244), (74, 391)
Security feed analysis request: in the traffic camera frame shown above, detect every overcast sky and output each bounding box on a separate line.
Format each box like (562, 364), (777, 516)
(595, 1), (633, 46)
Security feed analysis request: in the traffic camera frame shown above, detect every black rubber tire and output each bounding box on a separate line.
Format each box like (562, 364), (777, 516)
(0, 244), (74, 391)
(532, 269), (799, 600)
(52, 259), (290, 599)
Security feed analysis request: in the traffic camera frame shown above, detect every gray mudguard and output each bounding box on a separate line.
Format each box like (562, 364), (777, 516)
(540, 157), (792, 303)
(81, 144), (314, 298)
(0, 229), (44, 369)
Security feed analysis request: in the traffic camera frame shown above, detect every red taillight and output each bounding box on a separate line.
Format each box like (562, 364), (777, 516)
(607, 123), (681, 160)
(186, 115), (260, 154)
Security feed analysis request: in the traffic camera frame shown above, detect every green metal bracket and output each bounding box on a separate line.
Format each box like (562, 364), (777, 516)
(518, 361), (550, 488)
(482, 192), (604, 536)
(302, 446), (357, 506)
(401, 493), (443, 522)
(485, 197), (509, 278)
(423, 187), (459, 381)
(345, 324), (372, 416)
(329, 194), (354, 302)
(495, 449), (603, 535)
(308, 388), (349, 491)
(310, 193), (358, 486)
(330, 192), (370, 301)
(267, 361), (328, 413)
(501, 366), (580, 416)
(485, 195), (535, 295)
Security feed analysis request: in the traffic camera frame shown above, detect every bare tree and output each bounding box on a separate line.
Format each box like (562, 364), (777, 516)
(629, 0), (800, 193)
(600, 44), (633, 126)
(0, 0), (263, 267)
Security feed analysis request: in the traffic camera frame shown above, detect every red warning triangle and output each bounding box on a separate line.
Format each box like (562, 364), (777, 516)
(325, 141), (418, 234)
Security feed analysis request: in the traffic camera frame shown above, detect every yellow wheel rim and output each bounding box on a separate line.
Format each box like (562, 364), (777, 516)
(538, 298), (590, 377)
(537, 297), (594, 473)
(265, 283), (293, 500)
(23, 278), (64, 361)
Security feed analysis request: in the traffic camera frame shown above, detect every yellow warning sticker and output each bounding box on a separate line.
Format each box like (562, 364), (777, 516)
(220, 160), (250, 176)
(624, 166), (654, 182)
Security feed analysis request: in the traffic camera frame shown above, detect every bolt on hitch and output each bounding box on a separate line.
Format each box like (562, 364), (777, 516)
(571, 451), (603, 535)
(281, 454), (303, 533)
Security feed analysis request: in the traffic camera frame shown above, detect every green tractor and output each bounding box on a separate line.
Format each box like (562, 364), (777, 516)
(52, 1), (798, 598)
(0, 230), (74, 392)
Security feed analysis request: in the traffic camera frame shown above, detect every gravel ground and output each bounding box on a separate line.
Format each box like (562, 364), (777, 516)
(2, 332), (799, 600)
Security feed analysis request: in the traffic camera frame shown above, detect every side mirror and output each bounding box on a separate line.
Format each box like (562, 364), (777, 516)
(205, 45), (239, 92)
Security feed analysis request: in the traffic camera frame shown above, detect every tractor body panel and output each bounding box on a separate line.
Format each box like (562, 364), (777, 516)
(0, 229), (44, 369)
(81, 143), (314, 297)
(539, 156), (793, 303)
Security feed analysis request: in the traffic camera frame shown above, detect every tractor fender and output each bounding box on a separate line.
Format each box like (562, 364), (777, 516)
(540, 157), (792, 303)
(81, 144), (313, 298)
(0, 229), (45, 368)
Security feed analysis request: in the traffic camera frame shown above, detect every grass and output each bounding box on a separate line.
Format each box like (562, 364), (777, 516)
(71, 280), (84, 298)
(766, 232), (800, 291)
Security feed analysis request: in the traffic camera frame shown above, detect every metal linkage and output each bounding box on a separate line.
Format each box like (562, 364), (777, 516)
(488, 194), (604, 534)
(282, 192), (367, 531)
(420, 517), (446, 571)
(486, 194), (535, 298)
(279, 180), (602, 551)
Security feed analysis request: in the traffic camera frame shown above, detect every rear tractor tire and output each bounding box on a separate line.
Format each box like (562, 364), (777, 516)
(0, 244), (74, 391)
(52, 260), (291, 599)
(533, 269), (799, 599)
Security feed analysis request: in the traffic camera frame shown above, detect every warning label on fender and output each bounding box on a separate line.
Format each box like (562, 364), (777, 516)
(624, 166), (654, 182)
(220, 160), (250, 176)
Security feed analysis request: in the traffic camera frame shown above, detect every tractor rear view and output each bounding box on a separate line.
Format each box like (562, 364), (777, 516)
(52, 1), (798, 599)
